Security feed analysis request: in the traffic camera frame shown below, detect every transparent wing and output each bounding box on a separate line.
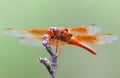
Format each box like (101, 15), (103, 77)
(97, 34), (119, 44)
(49, 38), (68, 46)
(74, 34), (118, 44)
(19, 37), (43, 47)
(4, 28), (48, 37)
(19, 36), (68, 47)
(68, 24), (101, 35)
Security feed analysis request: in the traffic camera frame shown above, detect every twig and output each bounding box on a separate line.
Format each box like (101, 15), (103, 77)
(38, 35), (57, 78)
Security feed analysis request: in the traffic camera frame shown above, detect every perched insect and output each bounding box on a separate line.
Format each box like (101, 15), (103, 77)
(4, 24), (118, 55)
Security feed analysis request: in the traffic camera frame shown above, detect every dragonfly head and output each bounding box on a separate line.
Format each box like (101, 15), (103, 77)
(48, 27), (59, 38)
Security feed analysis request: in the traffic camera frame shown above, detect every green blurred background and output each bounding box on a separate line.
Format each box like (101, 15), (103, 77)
(0, 0), (120, 78)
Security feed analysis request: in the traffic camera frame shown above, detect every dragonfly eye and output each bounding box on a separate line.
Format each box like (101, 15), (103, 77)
(48, 27), (58, 37)
(48, 28), (54, 36)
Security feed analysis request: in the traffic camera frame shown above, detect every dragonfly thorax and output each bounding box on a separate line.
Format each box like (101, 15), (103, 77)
(48, 27), (72, 42)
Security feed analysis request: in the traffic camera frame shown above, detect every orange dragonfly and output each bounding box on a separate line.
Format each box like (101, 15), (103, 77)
(4, 24), (118, 55)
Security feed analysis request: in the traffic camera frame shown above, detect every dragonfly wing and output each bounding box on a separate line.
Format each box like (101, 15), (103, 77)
(49, 38), (68, 46)
(19, 37), (43, 47)
(74, 34), (118, 44)
(68, 24), (101, 35)
(4, 28), (34, 37)
(4, 28), (48, 37)
(19, 37), (68, 47)
(97, 34), (119, 44)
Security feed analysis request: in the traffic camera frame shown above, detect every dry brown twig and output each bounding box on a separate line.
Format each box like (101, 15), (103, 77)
(38, 35), (57, 78)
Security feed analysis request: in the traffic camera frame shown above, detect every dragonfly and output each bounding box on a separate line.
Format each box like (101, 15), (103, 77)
(4, 24), (118, 55)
